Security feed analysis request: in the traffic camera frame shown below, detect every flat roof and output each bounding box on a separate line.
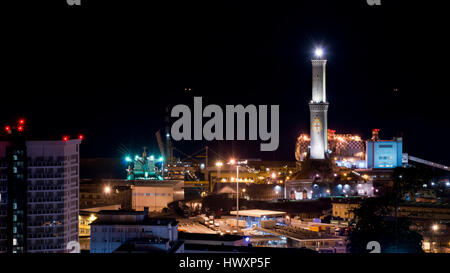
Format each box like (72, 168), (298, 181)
(179, 232), (244, 241)
(230, 209), (286, 218)
(91, 217), (178, 226)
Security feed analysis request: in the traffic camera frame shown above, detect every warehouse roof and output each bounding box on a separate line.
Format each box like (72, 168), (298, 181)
(230, 209), (286, 218)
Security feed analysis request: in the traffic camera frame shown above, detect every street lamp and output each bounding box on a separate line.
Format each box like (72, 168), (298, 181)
(229, 158), (240, 232)
(104, 186), (111, 194)
(432, 224), (440, 252)
(159, 156), (164, 179)
(215, 161), (223, 185)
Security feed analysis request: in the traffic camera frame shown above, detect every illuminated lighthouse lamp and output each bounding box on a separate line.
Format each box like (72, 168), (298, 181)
(314, 48), (324, 58)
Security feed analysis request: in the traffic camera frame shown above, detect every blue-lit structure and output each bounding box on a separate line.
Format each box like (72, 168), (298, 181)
(366, 137), (403, 169)
(125, 150), (164, 180)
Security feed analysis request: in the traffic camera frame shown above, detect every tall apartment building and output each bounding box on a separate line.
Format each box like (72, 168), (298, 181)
(0, 139), (81, 253)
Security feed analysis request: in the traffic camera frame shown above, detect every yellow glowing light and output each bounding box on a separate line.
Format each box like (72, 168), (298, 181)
(104, 186), (111, 194)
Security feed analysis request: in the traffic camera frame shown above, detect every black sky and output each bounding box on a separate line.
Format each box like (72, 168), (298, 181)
(2, 0), (449, 165)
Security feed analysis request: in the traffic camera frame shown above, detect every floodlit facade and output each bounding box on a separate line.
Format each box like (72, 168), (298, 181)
(366, 138), (403, 169)
(309, 55), (329, 159)
(131, 180), (184, 211)
(296, 130), (365, 168)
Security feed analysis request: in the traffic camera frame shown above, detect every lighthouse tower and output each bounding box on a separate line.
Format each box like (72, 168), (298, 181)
(309, 48), (329, 159)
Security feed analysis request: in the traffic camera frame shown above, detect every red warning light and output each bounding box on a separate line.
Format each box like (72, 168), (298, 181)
(17, 126), (24, 132)
(78, 134), (84, 140)
(5, 125), (11, 131)
(63, 136), (69, 141)
(19, 119), (25, 125)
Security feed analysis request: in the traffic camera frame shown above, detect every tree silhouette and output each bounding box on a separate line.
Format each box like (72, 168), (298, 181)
(348, 196), (423, 253)
(294, 157), (333, 180)
(348, 165), (433, 253)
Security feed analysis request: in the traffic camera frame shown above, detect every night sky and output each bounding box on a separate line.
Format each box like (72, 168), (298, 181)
(2, 1), (449, 165)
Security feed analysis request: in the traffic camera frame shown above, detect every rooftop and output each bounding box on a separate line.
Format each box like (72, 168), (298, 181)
(113, 238), (169, 253)
(179, 232), (245, 242)
(230, 209), (286, 218)
(91, 210), (178, 226)
(91, 218), (178, 226)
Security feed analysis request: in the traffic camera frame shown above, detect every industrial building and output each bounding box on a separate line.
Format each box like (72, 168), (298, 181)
(296, 131), (365, 168)
(130, 180), (184, 211)
(366, 129), (403, 169)
(80, 178), (184, 212)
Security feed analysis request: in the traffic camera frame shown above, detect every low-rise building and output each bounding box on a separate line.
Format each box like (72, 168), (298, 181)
(90, 209), (179, 253)
(130, 180), (184, 211)
(81, 179), (184, 212)
(230, 209), (287, 228)
(331, 199), (362, 221)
